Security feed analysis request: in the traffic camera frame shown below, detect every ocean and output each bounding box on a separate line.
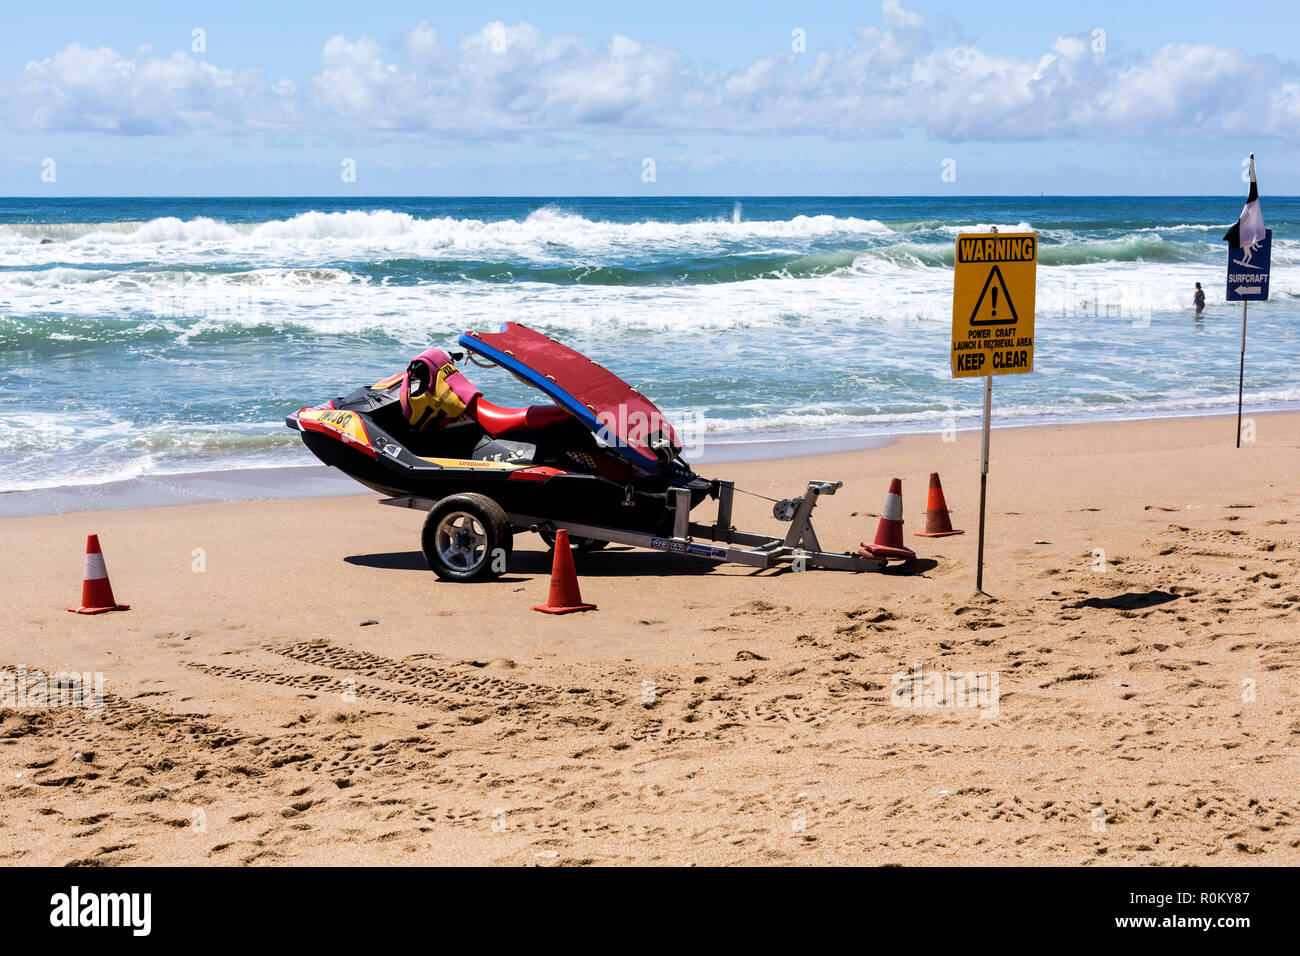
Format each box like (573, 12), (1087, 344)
(1, 196), (1296, 492)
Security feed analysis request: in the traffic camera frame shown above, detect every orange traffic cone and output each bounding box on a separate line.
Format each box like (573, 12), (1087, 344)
(859, 478), (917, 562)
(533, 529), (596, 614)
(915, 472), (965, 537)
(68, 534), (130, 614)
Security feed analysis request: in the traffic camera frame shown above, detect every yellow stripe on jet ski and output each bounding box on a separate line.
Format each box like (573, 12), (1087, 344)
(372, 372), (404, 389)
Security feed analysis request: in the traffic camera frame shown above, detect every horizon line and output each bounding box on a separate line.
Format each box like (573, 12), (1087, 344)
(0, 193), (1280, 201)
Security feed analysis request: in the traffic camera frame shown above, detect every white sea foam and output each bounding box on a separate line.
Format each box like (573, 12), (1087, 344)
(3, 249), (1291, 341)
(0, 208), (895, 265)
(4, 204), (1296, 492)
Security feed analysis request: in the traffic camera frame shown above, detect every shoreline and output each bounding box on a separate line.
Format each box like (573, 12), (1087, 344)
(2, 406), (1290, 519)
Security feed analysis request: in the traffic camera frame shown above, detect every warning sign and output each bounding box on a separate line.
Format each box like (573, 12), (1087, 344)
(951, 232), (1037, 378)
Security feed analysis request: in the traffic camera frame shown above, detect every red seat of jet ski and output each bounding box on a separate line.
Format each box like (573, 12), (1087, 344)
(471, 397), (572, 437)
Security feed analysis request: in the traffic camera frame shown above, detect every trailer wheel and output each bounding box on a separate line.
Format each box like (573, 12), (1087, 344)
(422, 494), (513, 581)
(538, 528), (608, 554)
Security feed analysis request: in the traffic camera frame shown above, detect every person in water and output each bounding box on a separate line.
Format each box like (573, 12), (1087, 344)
(1193, 282), (1205, 314)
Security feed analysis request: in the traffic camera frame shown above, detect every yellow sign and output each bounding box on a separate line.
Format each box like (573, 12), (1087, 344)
(951, 232), (1037, 378)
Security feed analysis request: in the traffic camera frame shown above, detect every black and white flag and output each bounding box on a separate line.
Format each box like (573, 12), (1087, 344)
(1224, 153), (1265, 250)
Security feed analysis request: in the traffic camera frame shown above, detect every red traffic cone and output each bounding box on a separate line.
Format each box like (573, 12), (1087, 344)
(533, 529), (596, 614)
(859, 478), (917, 562)
(915, 472), (965, 537)
(68, 534), (130, 614)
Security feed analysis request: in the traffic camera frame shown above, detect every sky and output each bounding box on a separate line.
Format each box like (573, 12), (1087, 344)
(2, 0), (1298, 196)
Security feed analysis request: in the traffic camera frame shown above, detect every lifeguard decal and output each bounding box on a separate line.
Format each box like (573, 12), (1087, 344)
(417, 457), (523, 470)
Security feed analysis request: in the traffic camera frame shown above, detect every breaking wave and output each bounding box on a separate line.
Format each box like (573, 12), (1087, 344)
(0, 207), (894, 250)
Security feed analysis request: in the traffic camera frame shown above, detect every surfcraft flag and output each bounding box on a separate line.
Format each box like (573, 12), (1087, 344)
(1224, 153), (1267, 450)
(1224, 153), (1265, 250)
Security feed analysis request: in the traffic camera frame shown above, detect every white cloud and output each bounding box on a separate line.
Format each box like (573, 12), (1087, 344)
(881, 0), (925, 32)
(5, 2), (1299, 142)
(10, 42), (295, 134)
(401, 19), (441, 70)
(1076, 44), (1260, 137)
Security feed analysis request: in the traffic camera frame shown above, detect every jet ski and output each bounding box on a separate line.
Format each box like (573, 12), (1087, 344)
(286, 321), (713, 580)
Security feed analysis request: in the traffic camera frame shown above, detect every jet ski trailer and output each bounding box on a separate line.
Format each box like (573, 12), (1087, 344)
(378, 476), (886, 575)
(287, 321), (890, 579)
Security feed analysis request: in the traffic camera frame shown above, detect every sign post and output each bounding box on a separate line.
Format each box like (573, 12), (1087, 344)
(1236, 301), (1247, 449)
(976, 372), (992, 592)
(951, 227), (1037, 594)
(1226, 229), (1270, 447)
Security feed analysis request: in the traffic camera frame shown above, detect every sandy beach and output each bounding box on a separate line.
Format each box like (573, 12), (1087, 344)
(1, 411), (1297, 866)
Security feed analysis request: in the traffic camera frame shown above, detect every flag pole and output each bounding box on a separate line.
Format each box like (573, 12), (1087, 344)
(1236, 300), (1248, 448)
